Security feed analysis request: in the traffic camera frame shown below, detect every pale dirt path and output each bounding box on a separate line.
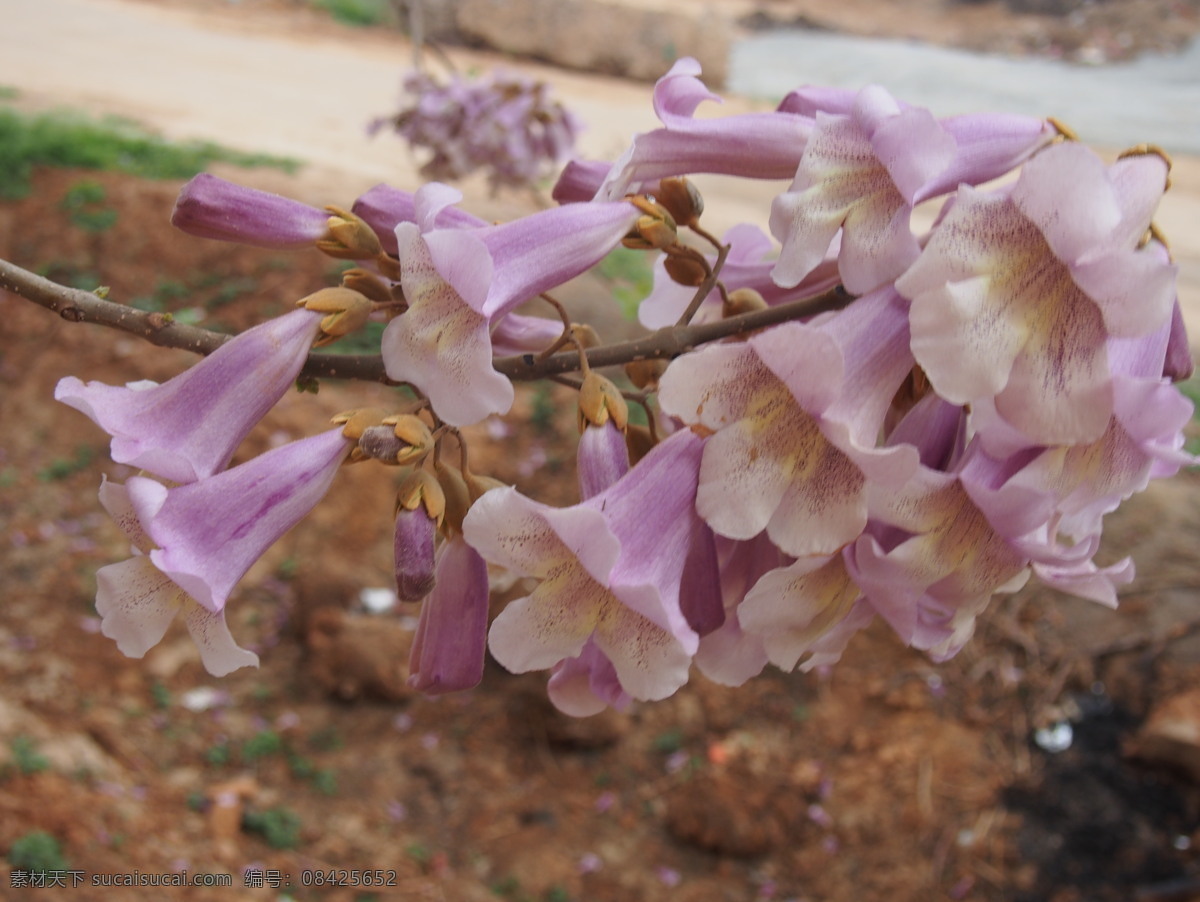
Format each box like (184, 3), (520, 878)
(2, 0), (1197, 338)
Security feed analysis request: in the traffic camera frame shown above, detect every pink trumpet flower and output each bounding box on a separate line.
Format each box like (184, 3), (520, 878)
(56, 308), (324, 484)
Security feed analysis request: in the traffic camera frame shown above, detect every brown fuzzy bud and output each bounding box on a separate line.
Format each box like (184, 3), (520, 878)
(622, 196), (678, 250)
(624, 358), (667, 391)
(382, 414), (435, 465)
(578, 372), (628, 432)
(435, 461), (472, 536)
(663, 251), (708, 287)
(298, 286), (374, 346)
(340, 267), (394, 305)
(396, 468), (446, 524)
(317, 206), (383, 260)
(723, 287), (768, 319)
(571, 323), (602, 349)
(652, 177), (704, 228)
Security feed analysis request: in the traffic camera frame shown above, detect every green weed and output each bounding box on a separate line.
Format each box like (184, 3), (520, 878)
(0, 107), (298, 200)
(8, 831), (68, 872)
(311, 0), (392, 27)
(9, 735), (50, 775)
(242, 806), (302, 849)
(37, 445), (94, 481)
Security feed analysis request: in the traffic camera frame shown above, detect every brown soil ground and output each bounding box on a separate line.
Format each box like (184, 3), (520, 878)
(2, 2), (1200, 901)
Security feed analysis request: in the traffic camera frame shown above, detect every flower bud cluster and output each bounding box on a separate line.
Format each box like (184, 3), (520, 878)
(53, 58), (1194, 715)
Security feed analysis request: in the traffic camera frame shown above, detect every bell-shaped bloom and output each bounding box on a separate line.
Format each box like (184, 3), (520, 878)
(658, 286), (918, 557)
(637, 223), (840, 329)
(983, 320), (1197, 540)
(770, 85), (1054, 294)
(851, 447), (1046, 659)
(463, 429), (713, 704)
(380, 183), (641, 426)
(94, 478), (258, 677)
(56, 308), (324, 484)
(125, 427), (353, 612)
(898, 142), (1176, 446)
(171, 173), (330, 248)
(408, 535), (490, 695)
(737, 550), (875, 673)
(591, 57), (814, 202)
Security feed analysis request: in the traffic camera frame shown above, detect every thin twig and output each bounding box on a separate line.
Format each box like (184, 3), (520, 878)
(0, 255), (854, 384)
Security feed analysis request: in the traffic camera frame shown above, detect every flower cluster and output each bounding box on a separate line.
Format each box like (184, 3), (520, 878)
(57, 59), (1193, 715)
(371, 68), (583, 192)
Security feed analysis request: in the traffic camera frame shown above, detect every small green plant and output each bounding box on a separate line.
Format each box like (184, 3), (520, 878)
(150, 682), (171, 710)
(311, 0), (392, 27)
(242, 730), (284, 762)
(60, 179), (118, 232)
(8, 830), (68, 872)
(242, 806), (302, 849)
(9, 735), (50, 775)
(37, 445), (94, 481)
(205, 741), (232, 767)
(0, 107), (298, 200)
(652, 728), (684, 754)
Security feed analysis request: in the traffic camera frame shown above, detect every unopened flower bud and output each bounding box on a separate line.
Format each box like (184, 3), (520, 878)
(723, 287), (768, 318)
(652, 177), (704, 229)
(578, 372), (628, 432)
(381, 413), (435, 465)
(297, 287), (375, 346)
(622, 196), (678, 250)
(397, 468), (445, 523)
(571, 323), (602, 349)
(625, 358), (667, 391)
(356, 425), (407, 463)
(394, 470), (444, 601)
(317, 206), (384, 260)
(663, 251), (708, 287)
(435, 461), (471, 536)
(171, 173), (329, 248)
(340, 268), (394, 305)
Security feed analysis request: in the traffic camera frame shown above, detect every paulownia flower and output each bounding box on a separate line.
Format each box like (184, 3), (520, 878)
(589, 57), (814, 202)
(380, 183), (641, 426)
(737, 551), (875, 673)
(898, 142), (1176, 446)
(56, 308), (324, 484)
(94, 477), (258, 677)
(463, 430), (716, 708)
(125, 427), (354, 613)
(770, 85), (1054, 295)
(658, 286), (918, 557)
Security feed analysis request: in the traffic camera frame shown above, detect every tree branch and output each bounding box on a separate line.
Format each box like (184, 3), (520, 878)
(0, 255), (854, 384)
